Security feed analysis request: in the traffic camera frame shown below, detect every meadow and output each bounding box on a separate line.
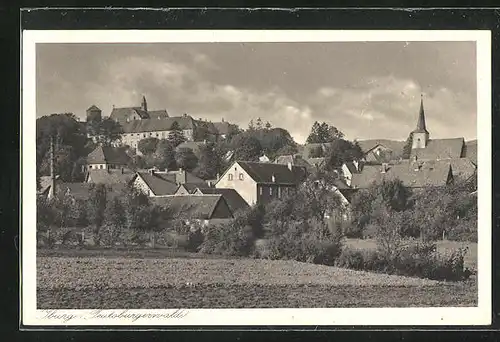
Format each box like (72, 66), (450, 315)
(37, 244), (477, 309)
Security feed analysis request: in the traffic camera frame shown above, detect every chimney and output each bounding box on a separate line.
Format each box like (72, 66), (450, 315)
(148, 168), (155, 176)
(121, 167), (124, 174)
(221, 118), (225, 122)
(47, 135), (56, 199)
(287, 162), (293, 171)
(381, 162), (389, 173)
(353, 160), (359, 172)
(271, 174), (276, 183)
(216, 172), (220, 180)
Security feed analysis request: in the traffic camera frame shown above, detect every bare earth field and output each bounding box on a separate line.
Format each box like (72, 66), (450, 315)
(37, 255), (477, 309)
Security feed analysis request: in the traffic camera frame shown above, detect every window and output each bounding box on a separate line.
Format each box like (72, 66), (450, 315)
(278, 187), (281, 198)
(156, 133), (159, 137)
(150, 132), (153, 136)
(143, 134), (146, 138)
(270, 187), (273, 196)
(239, 173), (244, 180)
(259, 187), (263, 195)
(228, 174), (233, 181)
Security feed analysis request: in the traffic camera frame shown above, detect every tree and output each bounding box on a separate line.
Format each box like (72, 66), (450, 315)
(195, 143), (219, 180)
(103, 196), (126, 246)
(194, 121), (211, 142)
(402, 134), (413, 159)
(137, 137), (159, 156)
(231, 133), (262, 161)
(168, 121), (186, 147)
(265, 121), (272, 130)
(248, 119), (255, 131)
(256, 127), (298, 160)
(308, 145), (324, 158)
(276, 144), (299, 156)
(306, 121), (345, 144)
(87, 184), (108, 246)
(175, 147), (198, 172)
(256, 117), (263, 130)
(87, 117), (123, 146)
(323, 139), (363, 170)
(153, 139), (177, 171)
(36, 113), (90, 182)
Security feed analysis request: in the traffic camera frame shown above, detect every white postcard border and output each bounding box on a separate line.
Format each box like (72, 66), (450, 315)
(21, 29), (492, 326)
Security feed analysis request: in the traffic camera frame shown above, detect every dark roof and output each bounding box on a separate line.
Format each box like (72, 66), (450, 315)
(151, 195), (231, 219)
(410, 138), (464, 160)
(176, 141), (206, 156)
(38, 175), (61, 194)
(148, 109), (169, 118)
(60, 182), (126, 201)
(110, 107), (150, 122)
(351, 161), (452, 189)
(343, 161), (358, 174)
(86, 146), (131, 165)
(412, 96), (429, 134)
(121, 116), (197, 133)
(195, 187), (250, 214)
(449, 158), (477, 180)
(87, 105), (101, 111)
(85, 169), (136, 185)
(464, 140), (477, 165)
(357, 139), (405, 154)
(338, 188), (358, 203)
(236, 161), (307, 185)
(136, 172), (179, 196)
(212, 121), (237, 135)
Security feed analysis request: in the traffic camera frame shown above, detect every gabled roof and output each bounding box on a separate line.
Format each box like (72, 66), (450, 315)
(151, 195), (232, 220)
(86, 146), (131, 165)
(343, 161), (358, 174)
(87, 105), (101, 112)
(236, 161), (307, 185)
(135, 172), (179, 196)
(449, 158), (477, 180)
(148, 109), (169, 119)
(350, 160), (452, 189)
(85, 169), (136, 185)
(464, 140), (477, 165)
(121, 116), (197, 133)
(306, 157), (326, 168)
(38, 175), (61, 194)
(212, 121), (237, 135)
(274, 154), (312, 168)
(60, 182), (126, 201)
(110, 107), (150, 122)
(410, 138), (465, 160)
(195, 187), (250, 214)
(356, 139), (405, 154)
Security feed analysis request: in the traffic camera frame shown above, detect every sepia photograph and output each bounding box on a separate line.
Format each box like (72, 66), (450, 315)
(21, 30), (491, 326)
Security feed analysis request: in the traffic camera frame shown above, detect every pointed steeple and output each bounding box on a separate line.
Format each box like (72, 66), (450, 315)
(141, 95), (148, 112)
(414, 94), (429, 134)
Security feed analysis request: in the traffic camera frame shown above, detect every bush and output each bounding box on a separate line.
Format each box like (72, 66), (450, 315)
(187, 227), (204, 252)
(336, 242), (471, 281)
(263, 220), (343, 266)
(198, 222), (255, 257)
(446, 219), (477, 242)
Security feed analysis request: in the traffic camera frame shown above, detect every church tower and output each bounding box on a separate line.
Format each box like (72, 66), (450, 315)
(141, 95), (148, 112)
(411, 94), (430, 149)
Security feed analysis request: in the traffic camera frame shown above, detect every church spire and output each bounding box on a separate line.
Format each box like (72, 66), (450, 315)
(411, 94), (430, 149)
(414, 94), (428, 134)
(141, 95), (148, 112)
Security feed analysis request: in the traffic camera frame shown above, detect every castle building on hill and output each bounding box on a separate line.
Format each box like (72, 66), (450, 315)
(86, 95), (236, 149)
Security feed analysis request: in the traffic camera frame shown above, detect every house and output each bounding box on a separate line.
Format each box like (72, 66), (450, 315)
(350, 159), (454, 190)
(274, 154), (312, 170)
(193, 187), (250, 215)
(151, 194), (234, 227)
(341, 160), (363, 186)
(85, 168), (136, 185)
(175, 183), (208, 195)
(259, 155), (271, 163)
(86, 145), (131, 171)
(212, 119), (238, 139)
(109, 96), (169, 124)
(356, 139), (405, 164)
(215, 161), (308, 206)
(120, 114), (200, 148)
(306, 157), (326, 170)
(464, 140), (477, 165)
(408, 95), (468, 161)
(175, 141), (207, 158)
(37, 175), (62, 197)
(57, 182), (126, 203)
(132, 168), (207, 197)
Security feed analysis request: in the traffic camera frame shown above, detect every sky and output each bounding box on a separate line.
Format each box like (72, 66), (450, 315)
(36, 41), (477, 144)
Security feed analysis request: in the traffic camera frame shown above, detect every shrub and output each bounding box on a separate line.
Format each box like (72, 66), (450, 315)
(336, 242), (471, 281)
(446, 219), (477, 242)
(198, 222), (255, 257)
(187, 227), (204, 252)
(100, 224), (122, 247)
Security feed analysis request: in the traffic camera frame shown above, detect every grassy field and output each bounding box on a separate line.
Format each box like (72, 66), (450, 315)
(344, 239), (478, 271)
(37, 255), (477, 309)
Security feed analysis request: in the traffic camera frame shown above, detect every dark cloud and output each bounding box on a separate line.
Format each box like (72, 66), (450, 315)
(36, 41), (477, 143)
